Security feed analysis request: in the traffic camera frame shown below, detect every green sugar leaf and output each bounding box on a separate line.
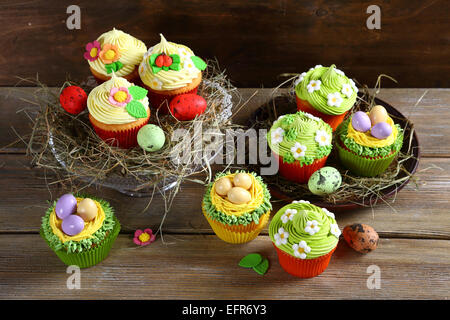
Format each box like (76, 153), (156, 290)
(128, 86), (148, 100)
(105, 63), (115, 74)
(162, 66), (169, 71)
(170, 54), (181, 64)
(191, 56), (207, 71)
(151, 66), (162, 74)
(115, 61), (123, 71)
(126, 100), (147, 118)
(238, 253), (262, 268)
(170, 63), (181, 71)
(253, 258), (269, 275)
(149, 53), (159, 66)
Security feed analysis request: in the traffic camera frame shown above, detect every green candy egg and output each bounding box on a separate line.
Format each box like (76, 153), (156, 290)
(137, 124), (165, 152)
(308, 166), (342, 196)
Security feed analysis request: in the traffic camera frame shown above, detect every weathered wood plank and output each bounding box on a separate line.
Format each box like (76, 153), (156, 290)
(0, 234), (448, 299)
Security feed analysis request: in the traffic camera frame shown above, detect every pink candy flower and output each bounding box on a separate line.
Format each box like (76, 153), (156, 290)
(84, 40), (101, 61)
(108, 87), (132, 107)
(133, 228), (156, 246)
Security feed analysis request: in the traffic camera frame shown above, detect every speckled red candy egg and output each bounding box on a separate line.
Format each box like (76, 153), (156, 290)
(59, 86), (88, 115)
(343, 223), (379, 253)
(169, 93), (207, 121)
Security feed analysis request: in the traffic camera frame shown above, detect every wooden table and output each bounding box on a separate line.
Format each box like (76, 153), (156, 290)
(0, 88), (449, 300)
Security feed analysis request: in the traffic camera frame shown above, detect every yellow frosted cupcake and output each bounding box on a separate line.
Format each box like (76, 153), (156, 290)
(138, 34), (207, 113)
(83, 28), (147, 83)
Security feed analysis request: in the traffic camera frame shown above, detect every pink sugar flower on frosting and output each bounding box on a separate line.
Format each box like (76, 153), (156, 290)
(84, 40), (101, 61)
(108, 87), (132, 107)
(133, 228), (156, 246)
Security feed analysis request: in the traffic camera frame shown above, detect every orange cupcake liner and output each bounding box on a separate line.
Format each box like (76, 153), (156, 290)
(296, 96), (347, 131)
(273, 152), (328, 183)
(274, 243), (337, 278)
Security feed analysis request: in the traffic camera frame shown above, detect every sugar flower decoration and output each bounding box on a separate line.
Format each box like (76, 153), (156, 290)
(292, 200), (310, 204)
(322, 208), (335, 219)
(133, 228), (156, 246)
(327, 92), (343, 107)
(183, 56), (199, 75)
(341, 83), (353, 98)
(149, 77), (163, 90)
(330, 223), (341, 238)
(291, 142), (307, 159)
(99, 43), (121, 64)
(315, 129), (331, 147)
(294, 72), (307, 86)
(292, 241), (311, 259)
(309, 65), (323, 71)
(271, 127), (285, 145)
(109, 87), (132, 107)
(349, 79), (359, 93)
(84, 40), (101, 61)
(178, 47), (191, 60)
(281, 208), (297, 224)
(307, 80), (321, 93)
(335, 68), (345, 76)
(304, 113), (321, 122)
(305, 220), (320, 235)
(274, 227), (289, 246)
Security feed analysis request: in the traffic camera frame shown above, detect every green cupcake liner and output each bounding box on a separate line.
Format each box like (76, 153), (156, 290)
(336, 141), (398, 177)
(40, 216), (121, 268)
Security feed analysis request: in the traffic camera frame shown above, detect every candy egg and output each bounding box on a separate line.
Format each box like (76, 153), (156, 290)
(227, 187), (252, 205)
(308, 167), (342, 196)
(55, 194), (77, 220)
(369, 105), (388, 125)
(215, 177), (233, 196)
(233, 173), (252, 190)
(371, 122), (392, 139)
(343, 223), (379, 253)
(61, 215), (85, 236)
(77, 198), (98, 222)
(137, 124), (165, 152)
(59, 86), (87, 115)
(351, 111), (371, 132)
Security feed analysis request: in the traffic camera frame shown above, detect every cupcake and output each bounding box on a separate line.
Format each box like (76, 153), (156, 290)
(138, 34), (207, 113)
(40, 194), (121, 268)
(295, 64), (358, 131)
(83, 28), (147, 84)
(269, 200), (340, 278)
(335, 105), (404, 177)
(87, 73), (150, 149)
(202, 171), (272, 244)
(267, 111), (333, 183)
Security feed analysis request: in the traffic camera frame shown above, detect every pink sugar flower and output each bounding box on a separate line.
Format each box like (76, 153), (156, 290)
(108, 87), (132, 107)
(133, 228), (156, 246)
(84, 40), (101, 61)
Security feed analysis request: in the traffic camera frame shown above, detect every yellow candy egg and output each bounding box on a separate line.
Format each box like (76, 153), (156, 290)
(76, 198), (98, 222)
(227, 187), (252, 205)
(233, 173), (252, 190)
(369, 105), (388, 125)
(215, 177), (233, 196)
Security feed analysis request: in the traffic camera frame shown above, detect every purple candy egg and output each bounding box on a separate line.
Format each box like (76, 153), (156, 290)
(351, 111), (371, 132)
(61, 215), (85, 236)
(55, 194), (77, 219)
(371, 122), (392, 139)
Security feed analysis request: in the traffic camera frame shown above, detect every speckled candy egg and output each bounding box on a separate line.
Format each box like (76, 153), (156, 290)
(369, 105), (388, 125)
(215, 177), (233, 196)
(55, 194), (78, 219)
(169, 93), (207, 121)
(76, 198), (98, 222)
(233, 173), (252, 190)
(371, 122), (392, 139)
(137, 124), (166, 152)
(59, 86), (88, 115)
(308, 167), (342, 196)
(343, 223), (379, 253)
(351, 111), (371, 132)
(227, 187), (252, 205)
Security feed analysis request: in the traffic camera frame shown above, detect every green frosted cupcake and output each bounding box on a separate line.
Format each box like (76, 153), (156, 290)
(40, 194), (120, 268)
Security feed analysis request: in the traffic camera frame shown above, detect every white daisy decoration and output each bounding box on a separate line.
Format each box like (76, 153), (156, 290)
(341, 83), (353, 98)
(291, 142), (307, 159)
(183, 56), (198, 74)
(307, 80), (321, 93)
(322, 208), (335, 219)
(292, 240), (311, 259)
(178, 47), (191, 60)
(292, 200), (310, 204)
(330, 223), (341, 238)
(315, 129), (331, 147)
(305, 220), (320, 235)
(304, 112), (321, 122)
(144, 46), (154, 59)
(149, 77), (163, 90)
(349, 79), (359, 93)
(314, 64), (323, 69)
(294, 72), (307, 86)
(271, 127), (285, 145)
(274, 227), (289, 246)
(277, 115), (285, 122)
(334, 68), (345, 76)
(327, 92), (343, 107)
(281, 208), (297, 224)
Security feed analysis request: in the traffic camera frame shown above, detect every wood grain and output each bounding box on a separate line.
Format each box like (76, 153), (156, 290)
(0, 0), (448, 87)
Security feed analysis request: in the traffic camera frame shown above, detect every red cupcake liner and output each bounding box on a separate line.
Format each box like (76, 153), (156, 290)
(296, 96), (347, 131)
(274, 243), (337, 278)
(147, 86), (199, 114)
(90, 119), (149, 149)
(273, 152), (328, 183)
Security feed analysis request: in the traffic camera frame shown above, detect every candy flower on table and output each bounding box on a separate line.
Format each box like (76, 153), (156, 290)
(84, 40), (101, 62)
(133, 228), (156, 246)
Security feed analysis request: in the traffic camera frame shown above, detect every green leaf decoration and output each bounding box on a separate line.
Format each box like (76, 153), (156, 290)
(149, 53), (159, 66)
(191, 56), (207, 71)
(169, 63), (181, 71)
(126, 100), (147, 118)
(105, 61), (123, 74)
(170, 54), (180, 64)
(115, 61), (123, 71)
(128, 86), (148, 100)
(162, 66), (169, 71)
(151, 66), (162, 74)
(253, 258), (269, 275)
(238, 253), (262, 268)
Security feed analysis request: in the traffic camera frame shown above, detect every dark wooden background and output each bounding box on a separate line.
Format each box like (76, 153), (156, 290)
(1, 0), (449, 88)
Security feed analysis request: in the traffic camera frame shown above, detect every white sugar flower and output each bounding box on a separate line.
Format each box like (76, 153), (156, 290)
(183, 56), (198, 74)
(330, 223), (341, 238)
(305, 220), (320, 235)
(304, 112), (321, 122)
(315, 129), (331, 147)
(322, 208), (335, 219)
(341, 83), (353, 98)
(334, 68), (345, 76)
(291, 142), (307, 159)
(292, 240), (311, 259)
(271, 127), (285, 144)
(149, 77), (163, 90)
(144, 46), (154, 59)
(178, 47), (191, 60)
(294, 72), (307, 86)
(274, 227), (289, 246)
(277, 115), (285, 122)
(314, 64), (323, 69)
(307, 80), (321, 93)
(349, 79), (359, 93)
(327, 92), (343, 107)
(292, 200), (310, 204)
(281, 208), (297, 224)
